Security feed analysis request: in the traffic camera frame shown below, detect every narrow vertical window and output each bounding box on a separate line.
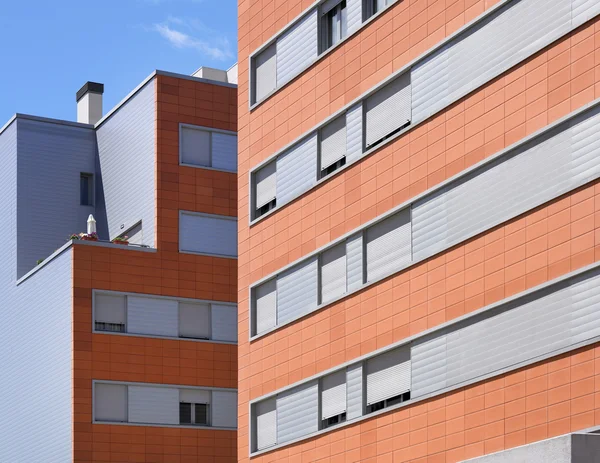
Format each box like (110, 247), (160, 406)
(321, 0), (347, 52)
(80, 173), (93, 206)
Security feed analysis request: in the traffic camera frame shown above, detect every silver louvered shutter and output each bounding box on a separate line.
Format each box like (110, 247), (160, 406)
(127, 296), (179, 337)
(346, 233), (364, 291)
(365, 72), (411, 148)
(412, 104), (600, 262)
(211, 132), (237, 172)
(255, 279), (277, 335)
(277, 256), (319, 325)
(276, 9), (318, 86)
(181, 126), (211, 167)
(95, 383), (127, 422)
(178, 302), (210, 339)
(346, 363), (363, 420)
(179, 212), (237, 257)
(276, 380), (319, 443)
(180, 389), (211, 404)
(321, 370), (347, 419)
(321, 242), (347, 303)
(276, 133), (318, 206)
(255, 43), (277, 102)
(211, 303), (237, 342)
(366, 208), (411, 282)
(345, 103), (363, 164)
(572, 0), (600, 27)
(320, 116), (347, 170)
(412, 0), (571, 122)
(411, 268), (600, 399)
(255, 161), (277, 209)
(366, 346), (411, 405)
(95, 293), (126, 325)
(128, 386), (179, 425)
(346, 0), (362, 33)
(212, 391), (237, 428)
(256, 398), (277, 450)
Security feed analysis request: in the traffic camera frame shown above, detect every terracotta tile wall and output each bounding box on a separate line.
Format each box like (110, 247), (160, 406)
(243, 179), (600, 400)
(247, 342), (600, 463)
(72, 75), (239, 463)
(239, 0), (503, 159)
(242, 18), (600, 284)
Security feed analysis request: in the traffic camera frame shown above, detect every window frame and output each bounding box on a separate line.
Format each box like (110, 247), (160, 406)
(180, 402), (211, 426)
(179, 123), (237, 173)
(320, 0), (348, 52)
(80, 172), (94, 206)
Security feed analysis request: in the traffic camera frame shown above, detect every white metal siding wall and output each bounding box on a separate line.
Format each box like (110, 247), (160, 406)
(411, 0), (571, 122)
(346, 233), (364, 291)
(346, 363), (363, 420)
(127, 296), (179, 337)
(411, 268), (600, 399)
(276, 9), (319, 87)
(345, 103), (363, 164)
(276, 380), (319, 444)
(212, 391), (237, 428)
(16, 119), (96, 278)
(97, 79), (156, 246)
(211, 304), (238, 342)
(128, 386), (180, 425)
(412, 105), (600, 261)
(179, 212), (238, 257)
(276, 134), (318, 205)
(212, 132), (237, 172)
(277, 256), (319, 325)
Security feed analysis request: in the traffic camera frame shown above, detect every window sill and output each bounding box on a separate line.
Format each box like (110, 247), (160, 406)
(93, 420), (235, 431)
(92, 329), (236, 345)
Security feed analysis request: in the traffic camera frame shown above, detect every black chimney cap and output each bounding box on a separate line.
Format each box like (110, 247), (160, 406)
(76, 82), (104, 102)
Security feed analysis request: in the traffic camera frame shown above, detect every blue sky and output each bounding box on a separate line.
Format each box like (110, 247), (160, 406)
(0, 0), (237, 125)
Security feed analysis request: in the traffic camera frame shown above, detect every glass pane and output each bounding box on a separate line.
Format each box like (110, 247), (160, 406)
(179, 402), (192, 424)
(195, 403), (209, 425)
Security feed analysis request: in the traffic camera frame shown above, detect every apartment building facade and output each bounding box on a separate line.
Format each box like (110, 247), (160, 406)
(0, 65), (239, 462)
(237, 0), (600, 462)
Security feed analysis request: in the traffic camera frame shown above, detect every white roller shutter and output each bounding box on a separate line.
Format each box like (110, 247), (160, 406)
(211, 132), (237, 172)
(346, 363), (363, 420)
(366, 346), (411, 405)
(180, 389), (211, 404)
(128, 385), (179, 425)
(276, 380), (319, 443)
(179, 212), (237, 257)
(345, 103), (363, 164)
(276, 133), (318, 206)
(366, 208), (412, 282)
(255, 279), (277, 335)
(346, 233), (364, 291)
(127, 296), (179, 337)
(321, 243), (347, 303)
(276, 8), (318, 86)
(365, 72), (411, 148)
(212, 390), (237, 428)
(95, 293), (126, 325)
(277, 256), (318, 325)
(95, 383), (127, 422)
(254, 43), (277, 102)
(320, 116), (347, 170)
(256, 398), (277, 451)
(181, 126), (210, 167)
(211, 303), (237, 342)
(178, 302), (210, 339)
(255, 162), (277, 209)
(321, 370), (347, 420)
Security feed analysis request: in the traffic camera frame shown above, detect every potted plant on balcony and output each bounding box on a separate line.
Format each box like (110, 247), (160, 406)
(78, 232), (99, 242)
(111, 236), (129, 245)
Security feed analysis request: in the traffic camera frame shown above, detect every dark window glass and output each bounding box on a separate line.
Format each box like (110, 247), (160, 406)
(180, 402), (192, 424)
(80, 173), (93, 206)
(195, 403), (209, 425)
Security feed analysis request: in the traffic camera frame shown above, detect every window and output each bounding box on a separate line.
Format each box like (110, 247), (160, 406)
(255, 398), (277, 451)
(95, 383), (127, 422)
(253, 43), (277, 103)
(364, 71), (411, 149)
(367, 391), (410, 414)
(364, 0), (391, 20)
(80, 173), (93, 206)
(320, 370), (347, 429)
(254, 162), (277, 218)
(94, 293), (126, 333)
(321, 0), (347, 52)
(180, 125), (237, 172)
(179, 212), (238, 257)
(320, 115), (347, 178)
(320, 242), (347, 303)
(179, 302), (210, 340)
(95, 322), (125, 333)
(180, 402), (210, 426)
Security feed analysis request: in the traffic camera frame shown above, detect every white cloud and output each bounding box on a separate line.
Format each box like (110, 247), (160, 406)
(151, 18), (233, 61)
